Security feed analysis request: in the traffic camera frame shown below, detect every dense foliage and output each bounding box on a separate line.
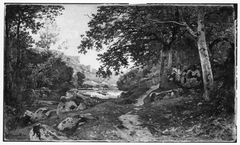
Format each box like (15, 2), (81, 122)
(76, 72), (86, 88)
(4, 4), (65, 108)
(79, 5), (235, 101)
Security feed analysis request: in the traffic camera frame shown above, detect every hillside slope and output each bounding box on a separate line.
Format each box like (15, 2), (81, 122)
(50, 50), (119, 87)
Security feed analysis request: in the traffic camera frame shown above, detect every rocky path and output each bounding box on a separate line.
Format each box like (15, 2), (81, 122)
(116, 110), (157, 142)
(116, 85), (160, 142)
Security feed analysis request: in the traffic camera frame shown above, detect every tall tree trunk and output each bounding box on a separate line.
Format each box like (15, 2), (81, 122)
(167, 47), (173, 70)
(14, 19), (21, 96)
(4, 14), (10, 104)
(159, 49), (168, 88)
(197, 7), (214, 101)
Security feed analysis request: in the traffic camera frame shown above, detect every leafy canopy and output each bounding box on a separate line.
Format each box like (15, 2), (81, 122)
(78, 5), (234, 78)
(78, 6), (185, 77)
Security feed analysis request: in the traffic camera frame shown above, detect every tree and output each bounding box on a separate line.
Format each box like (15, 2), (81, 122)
(79, 6), (183, 80)
(177, 6), (234, 100)
(196, 7), (214, 101)
(4, 4), (64, 106)
(58, 39), (69, 50)
(78, 5), (235, 101)
(76, 72), (86, 87)
(36, 18), (60, 49)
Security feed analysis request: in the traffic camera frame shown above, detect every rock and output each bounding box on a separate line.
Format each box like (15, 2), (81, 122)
(42, 94), (48, 98)
(45, 109), (57, 118)
(24, 110), (35, 117)
(32, 107), (50, 122)
(66, 91), (75, 98)
(29, 123), (68, 141)
(77, 103), (87, 110)
(57, 115), (87, 131)
(56, 100), (78, 115)
(56, 94), (86, 115)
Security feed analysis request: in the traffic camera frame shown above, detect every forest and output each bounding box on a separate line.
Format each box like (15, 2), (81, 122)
(4, 4), (236, 142)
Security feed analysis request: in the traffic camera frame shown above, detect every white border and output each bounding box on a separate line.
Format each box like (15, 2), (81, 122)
(1, 1), (239, 145)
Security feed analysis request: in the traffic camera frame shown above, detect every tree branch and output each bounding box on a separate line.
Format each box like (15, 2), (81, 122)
(84, 14), (92, 19)
(148, 18), (186, 26)
(148, 18), (197, 38)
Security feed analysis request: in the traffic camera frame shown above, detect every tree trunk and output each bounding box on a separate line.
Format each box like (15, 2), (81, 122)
(4, 14), (10, 104)
(167, 47), (173, 70)
(159, 49), (168, 88)
(197, 7), (214, 101)
(13, 18), (21, 99)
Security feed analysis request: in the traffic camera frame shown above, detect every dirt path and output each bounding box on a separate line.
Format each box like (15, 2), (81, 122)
(134, 84), (159, 106)
(116, 111), (157, 142)
(116, 85), (159, 142)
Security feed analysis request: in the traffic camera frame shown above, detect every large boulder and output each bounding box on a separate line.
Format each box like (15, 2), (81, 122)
(29, 123), (68, 141)
(57, 115), (87, 132)
(56, 95), (86, 115)
(56, 100), (78, 115)
(32, 107), (50, 122)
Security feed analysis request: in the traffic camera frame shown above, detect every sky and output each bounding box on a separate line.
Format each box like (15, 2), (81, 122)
(49, 4), (102, 69)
